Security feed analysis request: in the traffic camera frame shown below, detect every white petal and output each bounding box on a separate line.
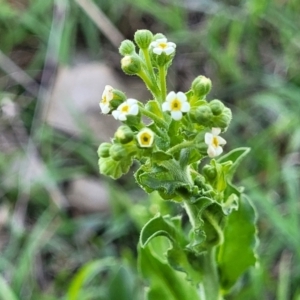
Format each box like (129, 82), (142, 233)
(177, 92), (187, 102)
(168, 42), (176, 48)
(166, 91), (176, 102)
(215, 146), (223, 156)
(156, 38), (167, 43)
(150, 41), (157, 48)
(205, 133), (213, 145)
(100, 103), (110, 114)
(112, 110), (120, 120)
(181, 102), (190, 112)
(127, 98), (138, 105)
(217, 136), (226, 145)
(118, 113), (127, 121)
(212, 128), (221, 135)
(207, 145), (217, 158)
(164, 47), (175, 55)
(171, 111), (182, 120)
(129, 104), (139, 115)
(153, 48), (163, 55)
(162, 102), (171, 111)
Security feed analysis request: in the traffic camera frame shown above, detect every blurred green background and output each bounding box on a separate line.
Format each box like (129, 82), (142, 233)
(0, 0), (299, 299)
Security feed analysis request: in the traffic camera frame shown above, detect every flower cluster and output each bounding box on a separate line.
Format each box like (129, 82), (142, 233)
(98, 29), (232, 183)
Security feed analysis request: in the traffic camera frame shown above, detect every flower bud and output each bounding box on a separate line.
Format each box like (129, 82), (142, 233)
(203, 165), (217, 180)
(114, 125), (134, 144)
(134, 29), (153, 49)
(191, 76), (212, 98)
(109, 89), (126, 111)
(193, 105), (213, 126)
(109, 143), (127, 161)
(212, 107), (232, 129)
(121, 55), (141, 75)
(119, 40), (136, 56)
(97, 143), (111, 158)
(209, 99), (224, 116)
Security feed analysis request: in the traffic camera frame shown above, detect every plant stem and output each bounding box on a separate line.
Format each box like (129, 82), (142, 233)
(159, 65), (167, 102)
(138, 69), (160, 99)
(139, 106), (168, 129)
(167, 140), (194, 155)
(183, 199), (222, 300)
(201, 248), (222, 300)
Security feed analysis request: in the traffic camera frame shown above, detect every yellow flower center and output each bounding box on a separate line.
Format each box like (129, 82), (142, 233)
(170, 98), (182, 111)
(102, 96), (108, 104)
(121, 104), (129, 113)
(158, 42), (168, 49)
(212, 136), (219, 148)
(140, 133), (151, 145)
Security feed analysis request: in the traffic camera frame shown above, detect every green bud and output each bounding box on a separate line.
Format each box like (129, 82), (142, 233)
(109, 143), (127, 161)
(212, 107), (232, 129)
(196, 142), (209, 155)
(193, 105), (213, 126)
(203, 165), (217, 180)
(114, 125), (134, 144)
(121, 55), (141, 75)
(109, 89), (126, 110)
(134, 29), (153, 49)
(119, 40), (136, 56)
(209, 99), (224, 116)
(97, 143), (111, 158)
(191, 76), (212, 98)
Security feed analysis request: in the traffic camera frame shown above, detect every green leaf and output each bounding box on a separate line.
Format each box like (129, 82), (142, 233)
(0, 275), (19, 300)
(140, 215), (202, 284)
(217, 147), (250, 181)
(67, 258), (116, 300)
(217, 194), (258, 291)
(151, 150), (173, 162)
(135, 159), (192, 200)
(138, 245), (200, 300)
(140, 214), (179, 248)
(99, 156), (133, 179)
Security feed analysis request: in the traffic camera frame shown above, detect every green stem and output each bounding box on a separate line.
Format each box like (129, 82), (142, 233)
(137, 69), (160, 99)
(159, 65), (167, 102)
(139, 106), (168, 129)
(201, 248), (222, 300)
(183, 199), (222, 300)
(167, 140), (194, 155)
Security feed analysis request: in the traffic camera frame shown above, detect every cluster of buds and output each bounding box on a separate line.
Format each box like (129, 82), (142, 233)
(98, 29), (233, 202)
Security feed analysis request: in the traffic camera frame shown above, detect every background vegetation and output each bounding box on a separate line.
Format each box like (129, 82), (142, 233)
(0, 0), (299, 299)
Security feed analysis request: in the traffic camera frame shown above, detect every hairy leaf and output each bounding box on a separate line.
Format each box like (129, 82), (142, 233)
(217, 194), (258, 291)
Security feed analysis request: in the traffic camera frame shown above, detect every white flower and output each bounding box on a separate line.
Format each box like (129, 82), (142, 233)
(204, 128), (227, 158)
(112, 98), (139, 121)
(150, 38), (176, 55)
(99, 85), (114, 114)
(162, 91), (190, 120)
(137, 128), (154, 148)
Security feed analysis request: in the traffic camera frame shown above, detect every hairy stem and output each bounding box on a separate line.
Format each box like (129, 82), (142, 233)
(139, 106), (168, 129)
(159, 65), (167, 102)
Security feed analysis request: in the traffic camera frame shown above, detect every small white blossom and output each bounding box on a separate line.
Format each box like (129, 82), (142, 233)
(99, 85), (114, 114)
(112, 98), (139, 121)
(205, 128), (226, 158)
(137, 128), (154, 148)
(162, 91), (190, 120)
(150, 38), (176, 55)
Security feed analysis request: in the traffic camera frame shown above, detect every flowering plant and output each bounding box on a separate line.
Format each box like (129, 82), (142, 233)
(97, 30), (258, 300)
